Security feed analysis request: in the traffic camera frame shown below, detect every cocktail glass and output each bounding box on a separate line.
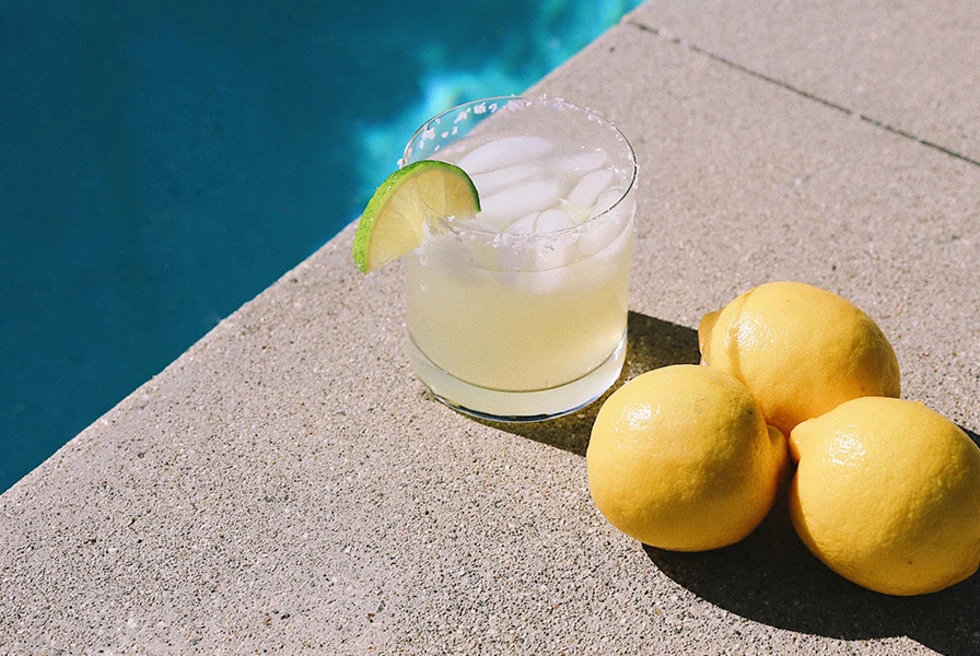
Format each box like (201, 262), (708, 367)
(401, 96), (637, 421)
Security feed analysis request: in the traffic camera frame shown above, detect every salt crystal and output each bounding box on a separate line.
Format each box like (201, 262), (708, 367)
(494, 239), (531, 273)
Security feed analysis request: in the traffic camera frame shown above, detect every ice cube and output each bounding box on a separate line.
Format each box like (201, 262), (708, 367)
(457, 136), (553, 175)
(468, 211), (514, 232)
(505, 209), (575, 235)
(458, 216), (505, 233)
(548, 149), (607, 174)
(504, 212), (540, 234)
(559, 201), (591, 225)
(527, 243), (576, 295)
(495, 237), (531, 273)
(471, 163), (541, 196)
(534, 240), (573, 270)
(567, 169), (615, 211)
(534, 208), (574, 233)
(480, 179), (561, 222)
(525, 268), (568, 296)
(589, 188), (625, 218)
(416, 232), (488, 286)
(577, 210), (630, 259)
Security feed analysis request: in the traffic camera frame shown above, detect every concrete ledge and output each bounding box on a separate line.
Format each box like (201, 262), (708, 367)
(629, 0), (980, 164)
(3, 3), (979, 654)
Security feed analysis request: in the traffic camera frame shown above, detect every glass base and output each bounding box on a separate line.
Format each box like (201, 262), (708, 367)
(407, 330), (627, 422)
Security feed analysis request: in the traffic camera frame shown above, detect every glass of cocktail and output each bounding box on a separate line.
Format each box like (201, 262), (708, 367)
(400, 96), (637, 421)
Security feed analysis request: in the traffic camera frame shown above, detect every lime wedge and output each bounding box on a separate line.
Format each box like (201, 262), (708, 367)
(352, 160), (481, 273)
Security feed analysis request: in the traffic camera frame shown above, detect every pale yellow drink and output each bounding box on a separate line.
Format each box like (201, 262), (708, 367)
(402, 97), (636, 420)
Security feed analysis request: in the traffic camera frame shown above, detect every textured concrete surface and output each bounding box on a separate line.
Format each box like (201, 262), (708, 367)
(629, 0), (980, 165)
(3, 2), (980, 654)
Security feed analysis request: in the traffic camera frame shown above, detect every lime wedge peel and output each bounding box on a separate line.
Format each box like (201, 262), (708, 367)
(352, 160), (481, 273)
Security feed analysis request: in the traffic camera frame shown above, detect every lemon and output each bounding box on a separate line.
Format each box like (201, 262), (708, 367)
(587, 364), (788, 551)
(790, 397), (980, 595)
(698, 281), (900, 436)
(352, 160), (480, 273)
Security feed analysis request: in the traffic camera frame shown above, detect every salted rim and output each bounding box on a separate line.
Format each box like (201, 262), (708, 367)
(400, 95), (638, 240)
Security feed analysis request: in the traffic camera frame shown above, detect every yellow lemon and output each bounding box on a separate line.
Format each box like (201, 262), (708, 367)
(698, 281), (900, 436)
(587, 364), (788, 551)
(790, 397), (980, 595)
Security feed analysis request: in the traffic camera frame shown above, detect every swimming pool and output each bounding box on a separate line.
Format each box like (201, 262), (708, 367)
(0, 0), (644, 492)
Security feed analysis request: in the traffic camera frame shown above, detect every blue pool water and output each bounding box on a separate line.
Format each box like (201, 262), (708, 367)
(0, 0), (643, 492)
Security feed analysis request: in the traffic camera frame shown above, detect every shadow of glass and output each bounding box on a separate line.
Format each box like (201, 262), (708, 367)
(477, 311), (701, 456)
